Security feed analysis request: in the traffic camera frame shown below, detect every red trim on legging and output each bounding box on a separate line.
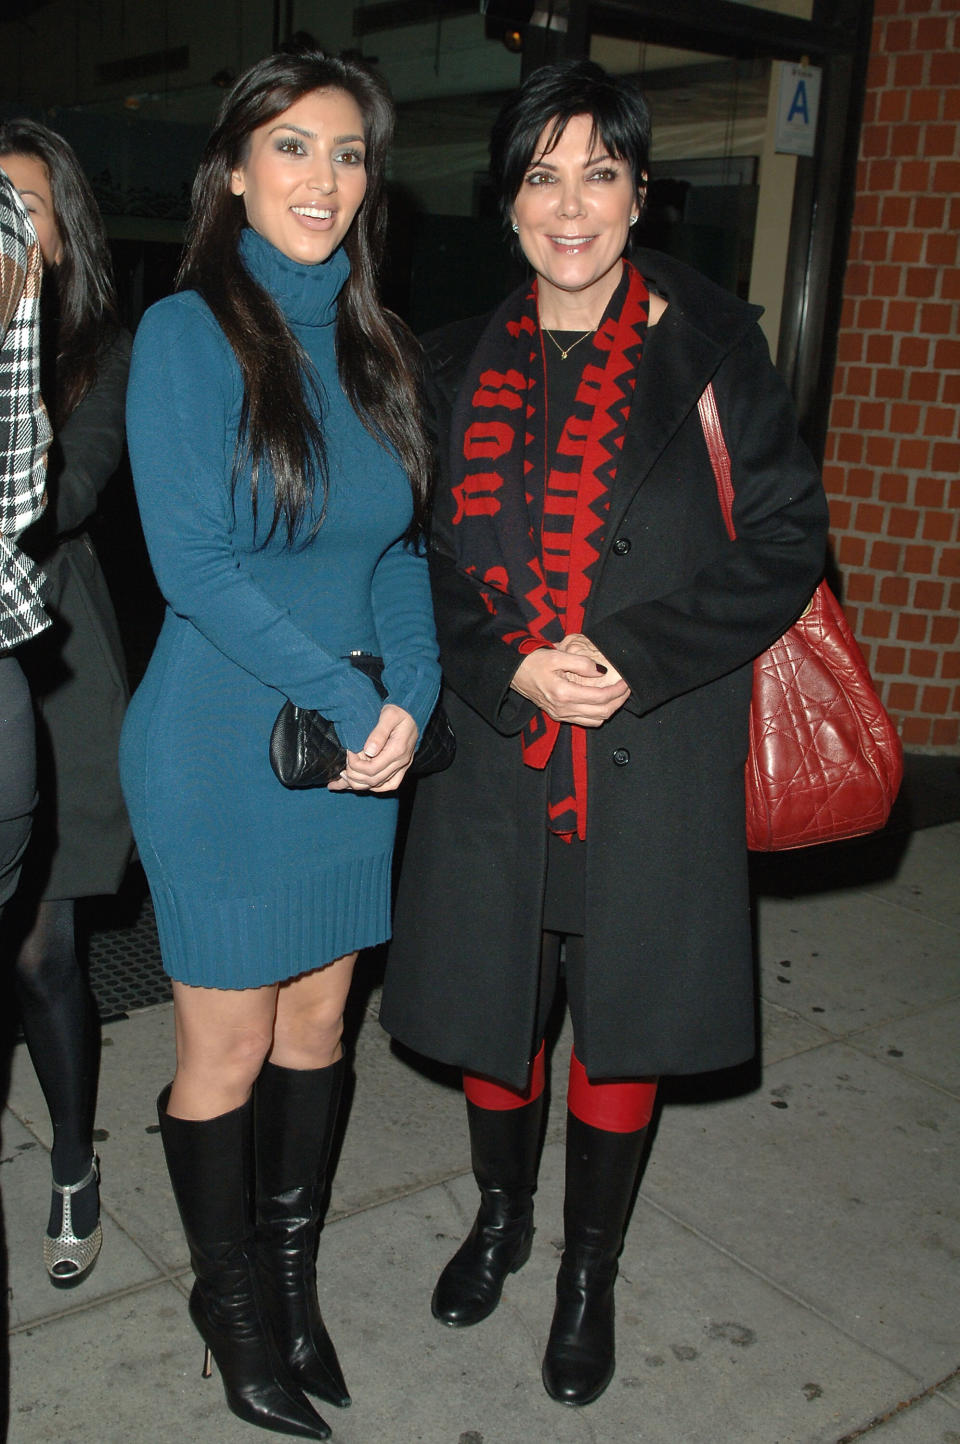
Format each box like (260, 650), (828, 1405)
(567, 1049), (657, 1132)
(463, 1042), (546, 1110)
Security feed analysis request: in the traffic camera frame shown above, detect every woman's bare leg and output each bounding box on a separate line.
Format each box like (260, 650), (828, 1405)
(168, 979), (279, 1119)
(270, 951), (358, 1070)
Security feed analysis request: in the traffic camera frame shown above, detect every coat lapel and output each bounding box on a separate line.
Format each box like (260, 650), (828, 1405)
(602, 248), (763, 530)
(607, 309), (726, 516)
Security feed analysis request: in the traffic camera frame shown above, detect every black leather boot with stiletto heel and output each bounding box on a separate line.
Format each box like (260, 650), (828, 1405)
(432, 1090), (544, 1327)
(157, 1086), (331, 1440)
(254, 1057), (350, 1408)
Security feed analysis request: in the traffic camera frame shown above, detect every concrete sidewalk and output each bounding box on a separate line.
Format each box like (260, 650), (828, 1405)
(3, 819), (959, 1443)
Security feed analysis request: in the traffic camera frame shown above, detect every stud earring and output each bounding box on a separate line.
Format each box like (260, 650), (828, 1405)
(629, 214), (638, 226)
(511, 221), (519, 234)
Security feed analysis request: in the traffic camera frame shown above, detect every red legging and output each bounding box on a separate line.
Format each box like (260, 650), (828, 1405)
(464, 1042), (547, 1111)
(464, 1046), (657, 1133)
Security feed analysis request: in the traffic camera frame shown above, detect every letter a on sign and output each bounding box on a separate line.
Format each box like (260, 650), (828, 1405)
(776, 62), (822, 156)
(788, 81), (809, 124)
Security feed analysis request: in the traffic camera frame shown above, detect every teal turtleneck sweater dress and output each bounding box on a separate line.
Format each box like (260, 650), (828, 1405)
(120, 229), (440, 989)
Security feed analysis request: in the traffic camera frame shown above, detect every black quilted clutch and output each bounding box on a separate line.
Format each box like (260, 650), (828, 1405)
(270, 652), (455, 789)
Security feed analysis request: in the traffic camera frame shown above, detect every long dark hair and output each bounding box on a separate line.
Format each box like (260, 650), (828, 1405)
(179, 49), (430, 544)
(490, 60), (652, 242)
(0, 118), (119, 426)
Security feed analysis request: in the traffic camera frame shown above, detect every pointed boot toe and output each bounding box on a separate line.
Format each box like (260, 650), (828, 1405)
(218, 1359), (332, 1441)
(191, 1283), (332, 1440)
(287, 1325), (351, 1408)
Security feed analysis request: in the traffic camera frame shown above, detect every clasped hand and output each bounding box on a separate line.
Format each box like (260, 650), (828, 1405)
(511, 634), (630, 727)
(327, 703), (419, 793)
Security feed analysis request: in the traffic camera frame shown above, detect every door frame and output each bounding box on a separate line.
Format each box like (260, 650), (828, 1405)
(522, 0), (873, 463)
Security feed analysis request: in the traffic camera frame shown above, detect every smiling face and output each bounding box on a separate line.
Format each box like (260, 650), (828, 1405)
(0, 151), (63, 266)
(229, 87), (368, 265)
(510, 112), (642, 328)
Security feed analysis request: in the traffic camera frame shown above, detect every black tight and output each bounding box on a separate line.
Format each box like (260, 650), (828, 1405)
(13, 898), (100, 1231)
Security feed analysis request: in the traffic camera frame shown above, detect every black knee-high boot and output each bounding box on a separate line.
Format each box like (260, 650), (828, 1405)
(254, 1057), (350, 1409)
(432, 1092), (544, 1327)
(542, 1112), (648, 1406)
(156, 1086), (331, 1441)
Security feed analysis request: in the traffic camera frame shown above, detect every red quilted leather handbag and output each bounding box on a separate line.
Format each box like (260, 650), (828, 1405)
(698, 383), (904, 851)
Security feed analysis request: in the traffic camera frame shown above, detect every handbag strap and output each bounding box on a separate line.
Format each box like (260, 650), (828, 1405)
(697, 382), (737, 542)
(699, 381), (817, 622)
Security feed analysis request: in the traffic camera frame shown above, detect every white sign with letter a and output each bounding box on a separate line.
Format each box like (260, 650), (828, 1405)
(776, 61), (822, 157)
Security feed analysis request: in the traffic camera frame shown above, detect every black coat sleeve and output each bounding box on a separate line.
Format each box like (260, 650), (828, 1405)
(44, 329), (132, 538)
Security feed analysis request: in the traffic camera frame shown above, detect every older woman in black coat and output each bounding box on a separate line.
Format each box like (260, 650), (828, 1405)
(381, 60), (828, 1407)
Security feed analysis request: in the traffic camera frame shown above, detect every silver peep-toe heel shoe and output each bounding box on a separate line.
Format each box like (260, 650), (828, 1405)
(43, 1157), (103, 1286)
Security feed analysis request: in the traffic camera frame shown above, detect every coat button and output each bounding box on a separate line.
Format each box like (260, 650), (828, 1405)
(612, 748), (630, 766)
(612, 537), (631, 555)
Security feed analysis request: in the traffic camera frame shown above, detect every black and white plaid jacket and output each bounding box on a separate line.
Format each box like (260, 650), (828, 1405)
(0, 172), (51, 650)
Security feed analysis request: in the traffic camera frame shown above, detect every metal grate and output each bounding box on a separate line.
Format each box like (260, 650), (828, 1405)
(85, 882), (170, 1022)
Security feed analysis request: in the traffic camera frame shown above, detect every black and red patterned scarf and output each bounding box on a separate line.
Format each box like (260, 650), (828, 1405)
(448, 260), (649, 839)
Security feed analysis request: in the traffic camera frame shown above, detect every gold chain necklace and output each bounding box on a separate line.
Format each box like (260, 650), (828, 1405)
(542, 326), (595, 361)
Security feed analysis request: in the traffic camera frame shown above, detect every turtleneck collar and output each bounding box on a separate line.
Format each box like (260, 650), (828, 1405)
(238, 226), (349, 328)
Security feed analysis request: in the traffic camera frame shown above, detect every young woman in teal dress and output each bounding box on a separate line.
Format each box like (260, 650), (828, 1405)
(122, 51), (440, 1441)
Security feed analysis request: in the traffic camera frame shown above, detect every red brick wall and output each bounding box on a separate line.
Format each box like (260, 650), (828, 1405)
(822, 0), (960, 751)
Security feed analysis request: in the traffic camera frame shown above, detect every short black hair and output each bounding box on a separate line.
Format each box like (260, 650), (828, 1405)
(489, 59), (652, 227)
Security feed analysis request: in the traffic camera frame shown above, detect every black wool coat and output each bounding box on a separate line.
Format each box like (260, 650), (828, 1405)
(380, 250), (829, 1088)
(21, 329), (132, 899)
